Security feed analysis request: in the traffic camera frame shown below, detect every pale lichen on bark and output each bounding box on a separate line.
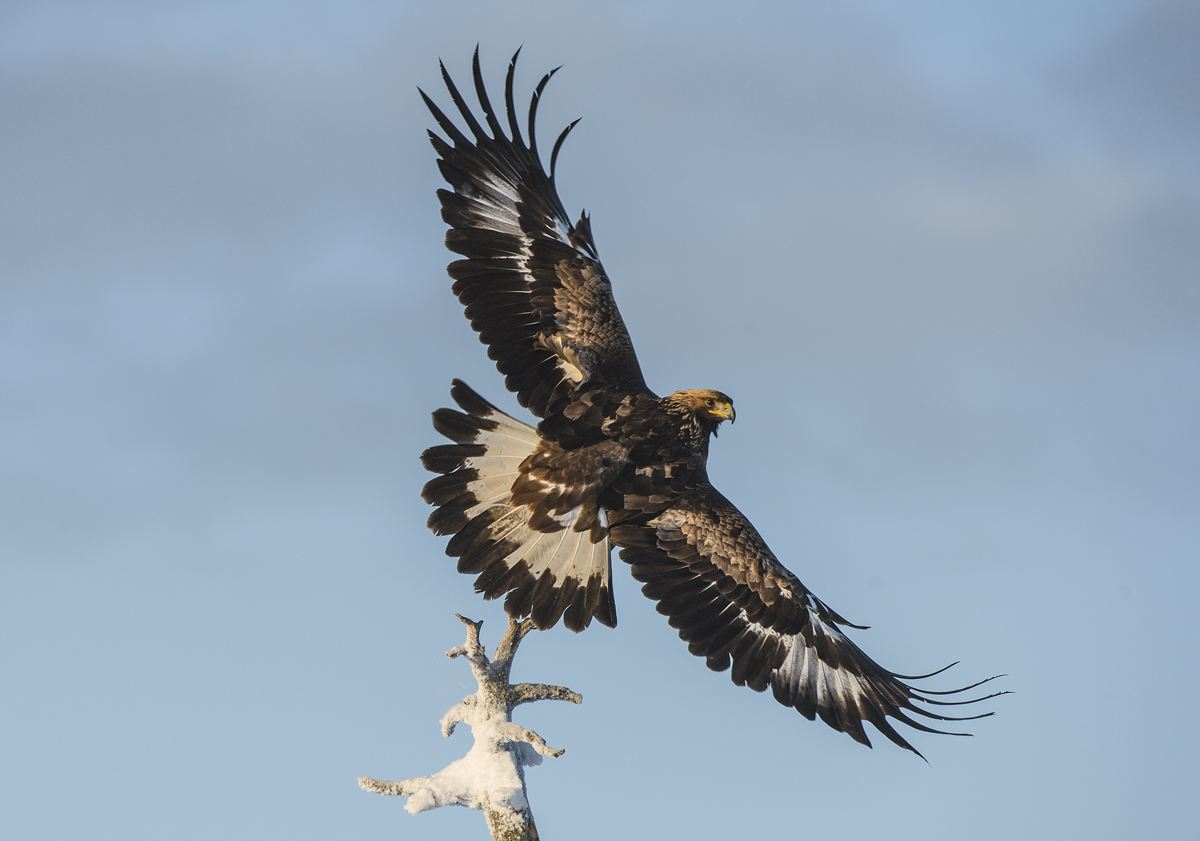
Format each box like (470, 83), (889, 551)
(358, 614), (581, 841)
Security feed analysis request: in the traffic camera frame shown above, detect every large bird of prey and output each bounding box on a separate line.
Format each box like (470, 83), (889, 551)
(418, 49), (1005, 757)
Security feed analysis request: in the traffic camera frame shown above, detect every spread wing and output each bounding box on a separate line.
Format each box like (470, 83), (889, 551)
(421, 49), (647, 421)
(610, 485), (1007, 758)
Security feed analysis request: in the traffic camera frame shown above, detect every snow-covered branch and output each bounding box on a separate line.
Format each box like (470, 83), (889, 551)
(511, 683), (582, 707)
(358, 613), (581, 841)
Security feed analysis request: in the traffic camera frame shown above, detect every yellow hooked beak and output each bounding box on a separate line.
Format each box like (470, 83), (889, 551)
(712, 402), (736, 423)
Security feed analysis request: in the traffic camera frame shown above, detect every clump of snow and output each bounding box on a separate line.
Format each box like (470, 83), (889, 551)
(402, 719), (531, 815)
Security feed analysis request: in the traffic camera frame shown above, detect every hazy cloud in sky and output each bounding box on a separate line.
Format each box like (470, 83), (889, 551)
(2, 3), (1196, 840)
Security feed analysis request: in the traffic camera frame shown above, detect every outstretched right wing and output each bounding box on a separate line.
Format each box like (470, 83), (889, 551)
(611, 483), (1007, 757)
(422, 49), (647, 422)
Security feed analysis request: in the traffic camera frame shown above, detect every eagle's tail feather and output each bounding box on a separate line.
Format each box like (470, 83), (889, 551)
(421, 380), (617, 632)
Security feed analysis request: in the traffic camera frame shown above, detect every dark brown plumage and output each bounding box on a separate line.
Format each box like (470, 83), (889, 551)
(418, 48), (1006, 757)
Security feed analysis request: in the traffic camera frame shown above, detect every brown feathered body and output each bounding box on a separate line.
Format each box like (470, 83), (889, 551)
(423, 383), (729, 632)
(418, 49), (1005, 757)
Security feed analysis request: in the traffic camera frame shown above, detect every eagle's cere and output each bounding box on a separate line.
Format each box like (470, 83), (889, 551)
(418, 48), (1006, 758)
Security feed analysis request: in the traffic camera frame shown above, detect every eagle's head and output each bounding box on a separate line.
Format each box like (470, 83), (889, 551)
(668, 389), (736, 435)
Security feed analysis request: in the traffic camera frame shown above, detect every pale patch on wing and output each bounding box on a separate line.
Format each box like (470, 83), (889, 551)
(733, 605), (876, 731)
(475, 168), (520, 204)
(774, 611), (857, 691)
(551, 505), (580, 528)
(532, 332), (584, 384)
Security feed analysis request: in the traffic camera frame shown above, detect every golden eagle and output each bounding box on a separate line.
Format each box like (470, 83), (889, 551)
(419, 49), (1005, 757)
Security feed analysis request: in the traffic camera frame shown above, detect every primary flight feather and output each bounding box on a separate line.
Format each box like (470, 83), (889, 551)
(418, 48), (1005, 757)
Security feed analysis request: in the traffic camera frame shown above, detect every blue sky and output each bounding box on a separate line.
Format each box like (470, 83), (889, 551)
(2, 2), (1198, 839)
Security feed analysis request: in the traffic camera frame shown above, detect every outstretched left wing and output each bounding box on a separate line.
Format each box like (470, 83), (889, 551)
(421, 49), (648, 426)
(611, 485), (1006, 757)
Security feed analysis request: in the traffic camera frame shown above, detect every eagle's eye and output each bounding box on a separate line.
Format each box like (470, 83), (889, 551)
(705, 398), (715, 408)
